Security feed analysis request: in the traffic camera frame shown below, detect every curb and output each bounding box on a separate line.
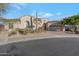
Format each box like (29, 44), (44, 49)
(0, 35), (79, 45)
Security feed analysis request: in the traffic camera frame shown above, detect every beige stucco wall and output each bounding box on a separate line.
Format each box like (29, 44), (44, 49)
(13, 16), (48, 29)
(4, 24), (9, 30)
(13, 16), (31, 29)
(32, 18), (48, 29)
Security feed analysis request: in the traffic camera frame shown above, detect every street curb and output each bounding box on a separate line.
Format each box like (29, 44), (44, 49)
(0, 35), (79, 45)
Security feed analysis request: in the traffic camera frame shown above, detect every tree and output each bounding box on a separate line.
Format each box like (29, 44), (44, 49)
(63, 14), (79, 25)
(0, 3), (10, 21)
(0, 3), (9, 13)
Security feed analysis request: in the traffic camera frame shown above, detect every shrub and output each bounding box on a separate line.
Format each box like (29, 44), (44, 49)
(8, 30), (17, 37)
(17, 29), (28, 35)
(35, 27), (46, 33)
(27, 28), (34, 33)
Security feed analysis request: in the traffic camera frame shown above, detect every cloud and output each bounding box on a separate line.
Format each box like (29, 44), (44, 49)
(39, 12), (62, 18)
(18, 3), (27, 6)
(42, 13), (54, 18)
(13, 4), (22, 10)
(56, 12), (62, 16)
(10, 3), (27, 10)
(31, 11), (54, 18)
(31, 11), (62, 19)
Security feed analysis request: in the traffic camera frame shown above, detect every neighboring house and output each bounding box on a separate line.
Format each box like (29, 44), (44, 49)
(0, 22), (8, 31)
(47, 21), (62, 31)
(0, 23), (4, 31)
(3, 19), (20, 30)
(64, 25), (76, 31)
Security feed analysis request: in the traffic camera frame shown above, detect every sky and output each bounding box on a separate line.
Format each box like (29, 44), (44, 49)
(3, 3), (79, 21)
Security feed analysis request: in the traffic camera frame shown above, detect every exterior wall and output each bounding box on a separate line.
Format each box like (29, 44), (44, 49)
(32, 18), (48, 29)
(4, 24), (9, 30)
(0, 25), (4, 31)
(47, 21), (62, 31)
(13, 23), (23, 29)
(13, 16), (48, 30)
(13, 16), (31, 29)
(0, 24), (9, 31)
(0, 16), (48, 31)
(20, 16), (31, 28)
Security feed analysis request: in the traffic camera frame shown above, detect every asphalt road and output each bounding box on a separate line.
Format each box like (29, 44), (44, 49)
(0, 38), (79, 56)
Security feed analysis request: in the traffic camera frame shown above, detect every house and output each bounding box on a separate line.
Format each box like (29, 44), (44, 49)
(47, 21), (62, 31)
(1, 19), (20, 31)
(64, 25), (76, 31)
(0, 23), (4, 31)
(13, 16), (48, 30)
(1, 16), (48, 31)
(0, 22), (9, 31)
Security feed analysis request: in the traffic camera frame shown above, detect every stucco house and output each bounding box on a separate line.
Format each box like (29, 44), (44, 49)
(1, 15), (48, 31)
(13, 16), (48, 30)
(0, 22), (5, 31)
(47, 21), (62, 31)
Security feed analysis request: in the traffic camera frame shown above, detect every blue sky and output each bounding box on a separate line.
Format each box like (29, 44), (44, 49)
(3, 3), (79, 21)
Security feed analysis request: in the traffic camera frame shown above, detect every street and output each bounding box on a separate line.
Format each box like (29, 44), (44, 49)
(0, 37), (79, 56)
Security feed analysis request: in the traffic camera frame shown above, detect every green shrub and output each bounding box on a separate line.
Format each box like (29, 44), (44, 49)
(27, 28), (34, 33)
(18, 29), (28, 35)
(35, 27), (46, 33)
(8, 30), (17, 37)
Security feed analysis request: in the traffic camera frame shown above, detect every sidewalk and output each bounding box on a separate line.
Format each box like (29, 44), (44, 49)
(0, 31), (79, 45)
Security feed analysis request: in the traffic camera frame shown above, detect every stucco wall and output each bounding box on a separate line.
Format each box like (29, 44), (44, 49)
(13, 16), (48, 29)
